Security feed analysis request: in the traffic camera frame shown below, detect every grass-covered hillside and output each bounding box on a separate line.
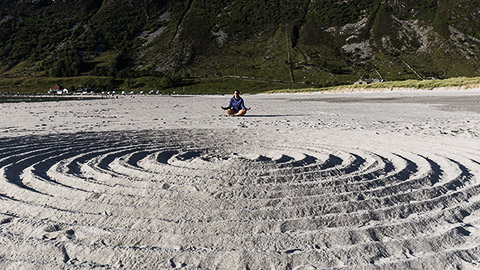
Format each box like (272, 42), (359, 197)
(1, 0), (480, 93)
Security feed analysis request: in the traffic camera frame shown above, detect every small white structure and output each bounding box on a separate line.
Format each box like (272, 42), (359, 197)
(56, 88), (68, 95)
(355, 78), (383, 85)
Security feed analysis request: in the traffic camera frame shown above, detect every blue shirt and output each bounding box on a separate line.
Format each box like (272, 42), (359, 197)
(225, 96), (248, 111)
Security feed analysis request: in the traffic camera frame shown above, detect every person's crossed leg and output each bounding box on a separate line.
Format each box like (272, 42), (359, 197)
(226, 108), (247, 116)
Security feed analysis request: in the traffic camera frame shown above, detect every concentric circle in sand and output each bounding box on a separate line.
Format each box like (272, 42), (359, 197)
(0, 129), (479, 269)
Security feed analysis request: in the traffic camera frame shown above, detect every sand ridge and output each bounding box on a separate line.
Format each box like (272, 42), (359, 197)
(0, 90), (480, 269)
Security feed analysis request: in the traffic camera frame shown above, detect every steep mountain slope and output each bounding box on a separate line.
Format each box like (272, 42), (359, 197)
(1, 0), (479, 87)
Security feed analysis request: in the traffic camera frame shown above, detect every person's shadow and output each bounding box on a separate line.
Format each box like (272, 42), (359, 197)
(242, 114), (304, 118)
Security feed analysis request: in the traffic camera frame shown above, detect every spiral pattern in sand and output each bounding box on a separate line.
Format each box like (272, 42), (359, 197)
(0, 129), (479, 269)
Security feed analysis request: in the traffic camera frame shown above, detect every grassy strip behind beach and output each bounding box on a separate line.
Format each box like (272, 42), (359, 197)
(1, 76), (480, 95)
(269, 77), (480, 93)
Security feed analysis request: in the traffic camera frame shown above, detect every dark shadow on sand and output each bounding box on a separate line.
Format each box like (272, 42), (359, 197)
(242, 114), (304, 118)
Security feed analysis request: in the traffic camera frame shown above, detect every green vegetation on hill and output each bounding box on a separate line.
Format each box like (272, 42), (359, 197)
(0, 0), (480, 93)
(0, 76), (303, 95)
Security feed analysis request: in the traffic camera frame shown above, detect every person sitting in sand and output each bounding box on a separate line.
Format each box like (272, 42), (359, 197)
(221, 90), (251, 116)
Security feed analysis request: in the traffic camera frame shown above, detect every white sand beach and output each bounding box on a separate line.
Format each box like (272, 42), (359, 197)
(1, 89), (480, 269)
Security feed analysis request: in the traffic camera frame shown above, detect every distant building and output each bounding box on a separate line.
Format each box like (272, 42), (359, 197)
(49, 84), (69, 94)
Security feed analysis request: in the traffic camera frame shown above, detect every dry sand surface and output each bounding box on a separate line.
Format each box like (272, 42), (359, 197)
(1, 89), (480, 269)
